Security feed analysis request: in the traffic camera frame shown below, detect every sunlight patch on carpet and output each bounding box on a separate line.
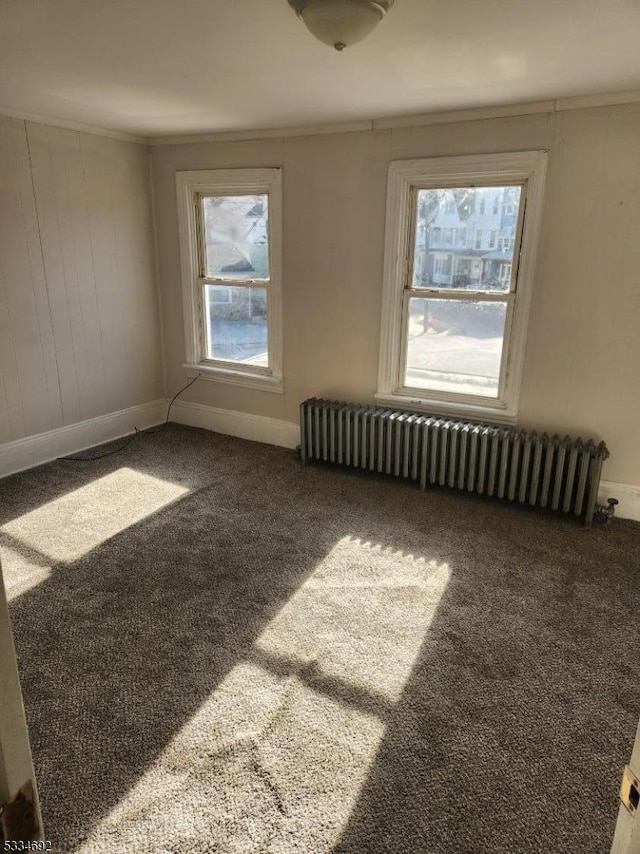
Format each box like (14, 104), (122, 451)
(255, 535), (451, 703)
(72, 537), (451, 852)
(73, 661), (387, 854)
(0, 468), (188, 567)
(0, 539), (52, 600)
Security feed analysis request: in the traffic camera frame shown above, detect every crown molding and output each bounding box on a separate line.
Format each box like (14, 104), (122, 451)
(149, 89), (640, 147)
(0, 105), (149, 145)
(150, 119), (373, 146)
(554, 90), (640, 111)
(371, 99), (556, 130)
(3, 87), (640, 150)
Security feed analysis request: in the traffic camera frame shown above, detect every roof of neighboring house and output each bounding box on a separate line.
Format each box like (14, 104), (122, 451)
(246, 202), (265, 218)
(207, 244), (250, 275)
(221, 257), (255, 274)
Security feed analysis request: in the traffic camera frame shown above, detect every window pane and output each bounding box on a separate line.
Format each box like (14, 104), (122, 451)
(201, 195), (269, 280)
(412, 186), (521, 292)
(405, 298), (507, 398)
(205, 285), (268, 367)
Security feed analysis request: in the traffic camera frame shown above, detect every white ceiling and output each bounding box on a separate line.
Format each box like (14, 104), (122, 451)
(1, 0), (640, 138)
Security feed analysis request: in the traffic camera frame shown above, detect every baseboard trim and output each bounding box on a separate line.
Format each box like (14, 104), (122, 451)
(0, 400), (166, 479)
(170, 401), (300, 449)
(172, 403), (640, 519)
(598, 481), (640, 522)
(2, 401), (637, 522)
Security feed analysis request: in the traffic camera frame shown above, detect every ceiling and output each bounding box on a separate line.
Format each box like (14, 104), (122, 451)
(1, 0), (640, 138)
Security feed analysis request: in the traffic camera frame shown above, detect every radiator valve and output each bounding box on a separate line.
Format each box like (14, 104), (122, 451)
(596, 497), (618, 525)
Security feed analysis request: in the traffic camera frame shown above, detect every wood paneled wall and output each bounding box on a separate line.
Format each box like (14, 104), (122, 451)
(0, 117), (163, 446)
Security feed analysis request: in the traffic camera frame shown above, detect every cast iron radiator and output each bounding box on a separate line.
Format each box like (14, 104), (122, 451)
(299, 398), (609, 526)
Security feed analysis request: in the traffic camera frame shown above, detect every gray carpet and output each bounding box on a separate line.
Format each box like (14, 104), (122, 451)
(0, 424), (638, 853)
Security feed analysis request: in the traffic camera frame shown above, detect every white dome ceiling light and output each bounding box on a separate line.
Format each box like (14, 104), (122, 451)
(288, 0), (395, 51)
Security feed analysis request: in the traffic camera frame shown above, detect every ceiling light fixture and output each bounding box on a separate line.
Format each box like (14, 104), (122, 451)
(288, 0), (395, 51)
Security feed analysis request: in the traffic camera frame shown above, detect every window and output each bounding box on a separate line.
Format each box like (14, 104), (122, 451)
(479, 198), (486, 215)
(210, 286), (233, 304)
(377, 152), (547, 422)
(432, 255), (452, 278)
(176, 169), (283, 392)
(493, 196), (500, 215)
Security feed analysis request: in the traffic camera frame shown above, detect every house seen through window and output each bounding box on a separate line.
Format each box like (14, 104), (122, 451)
(411, 185), (521, 399)
(377, 152), (548, 421)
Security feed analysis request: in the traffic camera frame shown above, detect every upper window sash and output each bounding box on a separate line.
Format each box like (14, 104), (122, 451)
(195, 192), (272, 284)
(405, 181), (527, 297)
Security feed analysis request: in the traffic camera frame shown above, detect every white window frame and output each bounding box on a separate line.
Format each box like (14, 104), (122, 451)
(176, 168), (283, 393)
(376, 151), (548, 424)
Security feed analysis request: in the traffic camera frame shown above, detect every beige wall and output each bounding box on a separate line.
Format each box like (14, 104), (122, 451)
(152, 104), (640, 486)
(0, 117), (163, 446)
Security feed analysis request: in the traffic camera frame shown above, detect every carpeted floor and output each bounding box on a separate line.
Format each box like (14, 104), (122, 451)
(1, 423), (639, 853)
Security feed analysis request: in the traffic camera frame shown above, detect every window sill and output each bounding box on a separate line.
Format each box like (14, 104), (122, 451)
(374, 392), (516, 425)
(183, 363), (284, 394)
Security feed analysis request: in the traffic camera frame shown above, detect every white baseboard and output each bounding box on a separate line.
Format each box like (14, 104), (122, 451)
(2, 399), (637, 523)
(171, 403), (640, 520)
(598, 480), (640, 522)
(0, 400), (166, 479)
(169, 401), (299, 450)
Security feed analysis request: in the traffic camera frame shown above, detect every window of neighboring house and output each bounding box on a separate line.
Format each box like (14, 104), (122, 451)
(489, 230), (497, 249)
(210, 286), (233, 304)
(176, 168), (283, 392)
(376, 151), (548, 422)
(479, 198), (486, 215)
(493, 196), (500, 215)
(499, 263), (512, 284)
(474, 230), (483, 249)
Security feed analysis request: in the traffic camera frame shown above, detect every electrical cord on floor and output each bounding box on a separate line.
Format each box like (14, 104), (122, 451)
(139, 374), (202, 436)
(58, 374), (201, 463)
